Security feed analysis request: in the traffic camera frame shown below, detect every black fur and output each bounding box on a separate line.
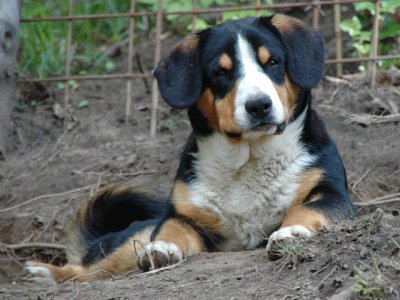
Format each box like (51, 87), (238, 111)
(259, 16), (325, 90)
(79, 188), (167, 265)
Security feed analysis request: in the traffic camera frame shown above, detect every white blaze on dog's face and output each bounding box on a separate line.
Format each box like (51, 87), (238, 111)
(234, 34), (286, 136)
(154, 15), (324, 142)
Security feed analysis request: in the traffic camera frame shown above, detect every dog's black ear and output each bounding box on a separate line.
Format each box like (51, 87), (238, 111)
(260, 14), (325, 90)
(153, 33), (205, 109)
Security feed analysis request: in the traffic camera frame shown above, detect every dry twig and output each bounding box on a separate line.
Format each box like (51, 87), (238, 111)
(351, 167), (374, 195)
(355, 192), (400, 207)
(345, 113), (400, 126)
(0, 184), (95, 214)
(0, 242), (66, 250)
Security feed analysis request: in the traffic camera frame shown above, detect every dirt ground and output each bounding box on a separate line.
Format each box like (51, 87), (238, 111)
(0, 35), (400, 299)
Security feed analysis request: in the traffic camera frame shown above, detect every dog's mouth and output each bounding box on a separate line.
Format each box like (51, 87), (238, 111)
(224, 121), (286, 140)
(250, 121), (286, 135)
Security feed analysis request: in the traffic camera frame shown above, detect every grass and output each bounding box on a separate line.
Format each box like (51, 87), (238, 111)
(272, 240), (309, 271)
(353, 258), (386, 300)
(19, 1), (134, 78)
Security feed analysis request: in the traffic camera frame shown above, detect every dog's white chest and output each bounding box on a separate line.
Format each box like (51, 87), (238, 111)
(188, 115), (314, 250)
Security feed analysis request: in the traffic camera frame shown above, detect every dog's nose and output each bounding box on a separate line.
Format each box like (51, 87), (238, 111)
(245, 97), (272, 119)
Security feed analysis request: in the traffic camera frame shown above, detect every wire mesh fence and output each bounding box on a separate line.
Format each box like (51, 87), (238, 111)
(19, 0), (399, 136)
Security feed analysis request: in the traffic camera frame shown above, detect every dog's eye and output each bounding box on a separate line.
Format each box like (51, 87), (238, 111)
(214, 68), (229, 77)
(267, 59), (278, 67)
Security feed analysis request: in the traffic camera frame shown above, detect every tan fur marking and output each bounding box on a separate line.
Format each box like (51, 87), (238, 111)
(197, 88), (220, 132)
(281, 206), (328, 232)
(273, 83), (289, 123)
(258, 46), (270, 65)
(293, 168), (324, 206)
(271, 14), (304, 33)
(156, 219), (205, 256)
(272, 74), (301, 124)
(285, 74), (300, 112)
(173, 181), (221, 233)
(35, 226), (154, 282)
(196, 85), (242, 141)
(219, 53), (233, 70)
(173, 34), (199, 53)
(215, 83), (242, 135)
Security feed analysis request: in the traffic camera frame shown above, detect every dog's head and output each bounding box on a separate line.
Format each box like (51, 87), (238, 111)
(154, 14), (324, 140)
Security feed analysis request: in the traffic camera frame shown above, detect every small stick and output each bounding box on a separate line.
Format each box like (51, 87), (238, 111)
(0, 242), (67, 250)
(0, 184), (95, 214)
(135, 53), (151, 94)
(345, 113), (400, 126)
(129, 259), (187, 278)
(319, 266), (338, 288)
(355, 197), (400, 207)
(351, 167), (374, 194)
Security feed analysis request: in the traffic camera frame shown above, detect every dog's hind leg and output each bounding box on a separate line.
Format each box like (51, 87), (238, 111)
(24, 226), (154, 283)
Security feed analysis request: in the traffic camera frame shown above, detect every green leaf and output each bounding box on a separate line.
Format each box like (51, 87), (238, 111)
(381, 0), (400, 13)
(380, 16), (400, 39)
(56, 82), (65, 90)
(68, 79), (77, 87)
(359, 31), (372, 41)
(222, 10), (257, 21)
(354, 43), (371, 56)
(30, 100), (38, 107)
(340, 16), (362, 36)
(105, 60), (116, 72)
(187, 18), (209, 31)
(78, 100), (90, 108)
(14, 103), (25, 111)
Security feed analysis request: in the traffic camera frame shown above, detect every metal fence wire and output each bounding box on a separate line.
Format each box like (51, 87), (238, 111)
(19, 0), (400, 137)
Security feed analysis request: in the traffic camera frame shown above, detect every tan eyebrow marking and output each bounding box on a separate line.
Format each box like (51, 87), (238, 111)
(219, 53), (233, 70)
(258, 46), (270, 65)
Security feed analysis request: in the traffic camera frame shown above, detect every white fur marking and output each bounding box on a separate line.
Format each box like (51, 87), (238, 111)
(24, 262), (52, 278)
(189, 109), (314, 251)
(234, 34), (284, 129)
(266, 225), (312, 252)
(137, 241), (183, 270)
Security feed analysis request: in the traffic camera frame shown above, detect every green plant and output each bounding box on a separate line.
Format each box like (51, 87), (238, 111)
(353, 259), (386, 300)
(340, 0), (400, 70)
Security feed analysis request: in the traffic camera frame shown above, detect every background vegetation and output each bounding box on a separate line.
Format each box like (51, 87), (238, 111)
(19, 0), (399, 79)
(340, 0), (400, 70)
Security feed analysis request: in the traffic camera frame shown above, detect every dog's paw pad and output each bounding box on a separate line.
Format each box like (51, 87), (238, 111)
(136, 241), (183, 271)
(266, 225), (312, 257)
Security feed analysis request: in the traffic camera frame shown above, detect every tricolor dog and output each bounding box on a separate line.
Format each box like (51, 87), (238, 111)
(24, 14), (356, 283)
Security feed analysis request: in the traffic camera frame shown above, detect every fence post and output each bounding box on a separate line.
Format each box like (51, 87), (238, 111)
(334, 1), (343, 77)
(126, 0), (136, 122)
(64, 0), (74, 128)
(150, 0), (163, 138)
(369, 0), (380, 87)
(0, 0), (21, 160)
(312, 0), (320, 29)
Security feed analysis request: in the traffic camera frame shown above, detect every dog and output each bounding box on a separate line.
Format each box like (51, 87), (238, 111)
(24, 14), (356, 283)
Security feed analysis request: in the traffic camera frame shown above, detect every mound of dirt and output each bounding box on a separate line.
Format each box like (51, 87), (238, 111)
(0, 35), (399, 298)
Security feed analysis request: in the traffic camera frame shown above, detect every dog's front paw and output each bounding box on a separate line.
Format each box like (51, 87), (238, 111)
(136, 241), (183, 271)
(22, 261), (57, 285)
(266, 225), (312, 259)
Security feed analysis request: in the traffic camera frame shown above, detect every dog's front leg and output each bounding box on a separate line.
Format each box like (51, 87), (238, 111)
(266, 205), (328, 256)
(136, 219), (204, 271)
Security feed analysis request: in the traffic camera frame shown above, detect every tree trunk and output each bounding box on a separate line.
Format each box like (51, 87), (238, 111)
(0, 0), (21, 160)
